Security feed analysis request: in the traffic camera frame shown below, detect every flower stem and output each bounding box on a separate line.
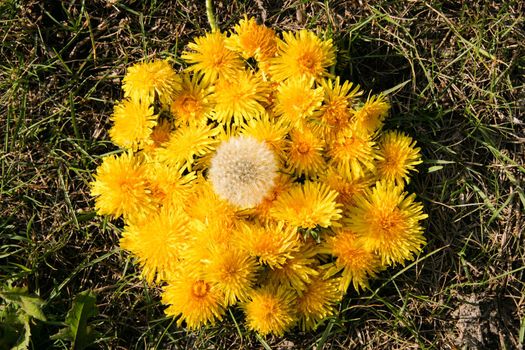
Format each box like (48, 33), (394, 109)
(205, 0), (219, 32)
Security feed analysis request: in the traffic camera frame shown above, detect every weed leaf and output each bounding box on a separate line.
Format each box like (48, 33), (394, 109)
(52, 290), (98, 350)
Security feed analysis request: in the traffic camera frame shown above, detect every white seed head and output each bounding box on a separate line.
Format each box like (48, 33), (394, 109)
(209, 136), (278, 208)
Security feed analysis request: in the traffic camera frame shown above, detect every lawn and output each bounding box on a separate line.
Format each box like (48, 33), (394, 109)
(1, 0), (524, 349)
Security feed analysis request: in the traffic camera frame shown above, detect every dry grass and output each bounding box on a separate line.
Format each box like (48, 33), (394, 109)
(1, 0), (524, 349)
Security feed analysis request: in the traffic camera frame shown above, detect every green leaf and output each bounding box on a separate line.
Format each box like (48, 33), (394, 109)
(51, 290), (98, 350)
(0, 287), (46, 321)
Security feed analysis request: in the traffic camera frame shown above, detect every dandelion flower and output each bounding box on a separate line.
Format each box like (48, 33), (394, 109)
(315, 77), (362, 139)
(295, 275), (342, 331)
(182, 31), (244, 84)
(170, 74), (213, 127)
(184, 178), (238, 228)
(375, 131), (422, 185)
(322, 166), (372, 213)
(156, 124), (220, 171)
(274, 77), (323, 128)
(347, 181), (428, 266)
(145, 162), (196, 206)
(270, 29), (335, 82)
(163, 271), (225, 329)
(251, 173), (293, 221)
(327, 127), (376, 179)
(271, 181), (342, 229)
(90, 152), (155, 220)
(143, 119), (173, 154)
(237, 221), (300, 268)
(109, 99), (157, 151)
(208, 136), (278, 208)
(323, 228), (382, 292)
(243, 284), (296, 336)
(204, 246), (259, 306)
(240, 112), (290, 161)
(266, 242), (319, 292)
(211, 70), (270, 126)
(285, 127), (325, 178)
(120, 206), (190, 283)
(122, 60), (181, 105)
(352, 94), (390, 134)
(226, 17), (277, 66)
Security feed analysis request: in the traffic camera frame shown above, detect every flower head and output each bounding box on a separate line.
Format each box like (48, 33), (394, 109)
(236, 221), (300, 268)
(323, 228), (382, 292)
(182, 32), (244, 84)
(109, 99), (157, 151)
(315, 77), (362, 140)
(346, 181), (428, 266)
(90, 152), (155, 221)
(243, 284), (297, 336)
(156, 124), (220, 171)
(208, 136), (278, 208)
(203, 245), (259, 306)
(226, 16), (277, 66)
(211, 70), (270, 126)
(327, 127), (376, 179)
(170, 74), (213, 127)
(120, 205), (190, 283)
(271, 181), (342, 229)
(295, 275), (342, 331)
(122, 60), (181, 105)
(352, 94), (390, 134)
(285, 126), (325, 178)
(375, 131), (422, 185)
(240, 112), (290, 161)
(274, 77), (323, 127)
(270, 30), (335, 81)
(162, 270), (225, 329)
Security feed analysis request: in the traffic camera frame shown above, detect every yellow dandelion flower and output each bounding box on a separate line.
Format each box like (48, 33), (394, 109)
(182, 31), (244, 85)
(322, 166), (372, 214)
(347, 181), (428, 266)
(170, 74), (213, 127)
(251, 173), (293, 221)
(90, 152), (155, 220)
(352, 94), (390, 134)
(184, 178), (238, 228)
(243, 284), (296, 336)
(285, 126), (325, 178)
(274, 77), (323, 127)
(295, 275), (342, 331)
(122, 60), (181, 105)
(109, 99), (157, 151)
(266, 242), (319, 292)
(315, 77), (362, 140)
(226, 16), (277, 64)
(145, 162), (196, 207)
(211, 70), (270, 126)
(162, 271), (225, 329)
(203, 245), (259, 306)
(269, 29), (335, 82)
(323, 228), (382, 292)
(156, 124), (220, 171)
(327, 127), (376, 179)
(120, 205), (190, 283)
(208, 136), (278, 208)
(375, 131), (422, 185)
(240, 112), (290, 161)
(142, 119), (173, 154)
(237, 221), (300, 268)
(185, 218), (237, 265)
(271, 181), (342, 229)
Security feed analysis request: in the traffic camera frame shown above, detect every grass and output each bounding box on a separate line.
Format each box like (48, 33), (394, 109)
(1, 0), (523, 348)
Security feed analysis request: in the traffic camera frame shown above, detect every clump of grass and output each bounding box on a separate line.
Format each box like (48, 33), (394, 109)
(1, 0), (523, 348)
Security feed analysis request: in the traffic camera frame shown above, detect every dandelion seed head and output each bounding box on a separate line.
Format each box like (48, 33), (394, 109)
(209, 136), (278, 208)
